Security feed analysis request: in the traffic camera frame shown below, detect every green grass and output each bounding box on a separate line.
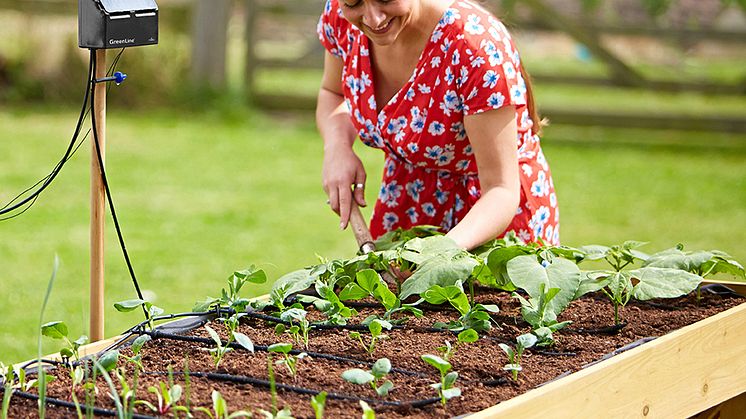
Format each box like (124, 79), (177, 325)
(1, 105), (745, 364)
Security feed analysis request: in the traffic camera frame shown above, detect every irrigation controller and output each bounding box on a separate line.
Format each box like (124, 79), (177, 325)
(78, 0), (159, 49)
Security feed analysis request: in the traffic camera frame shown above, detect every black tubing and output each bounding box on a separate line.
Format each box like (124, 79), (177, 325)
(567, 322), (627, 335)
(11, 390), (157, 419)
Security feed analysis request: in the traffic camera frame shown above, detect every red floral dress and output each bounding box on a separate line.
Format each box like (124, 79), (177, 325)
(317, 0), (560, 245)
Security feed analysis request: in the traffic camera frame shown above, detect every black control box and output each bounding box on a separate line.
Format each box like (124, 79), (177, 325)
(79, 0), (159, 49)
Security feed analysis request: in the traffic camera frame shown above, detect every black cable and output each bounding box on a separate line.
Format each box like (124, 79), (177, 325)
(0, 49), (122, 220)
(88, 49), (147, 320)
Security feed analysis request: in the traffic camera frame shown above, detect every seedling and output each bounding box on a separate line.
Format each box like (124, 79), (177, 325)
(135, 367), (188, 415)
(438, 329), (479, 361)
(195, 390), (252, 418)
(499, 333), (537, 382)
(360, 400), (377, 418)
(204, 314), (255, 368)
(1, 362), (14, 418)
(310, 391), (327, 419)
(424, 284), (499, 332)
(421, 354), (461, 406)
(338, 269), (422, 321)
(268, 343), (306, 378)
(348, 319), (392, 355)
(342, 358), (395, 397)
(275, 308), (310, 349)
(513, 284), (571, 345)
(195, 265), (268, 313)
(41, 321), (88, 363)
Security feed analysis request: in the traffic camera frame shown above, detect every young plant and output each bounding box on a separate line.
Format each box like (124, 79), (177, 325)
(261, 353), (295, 419)
(338, 269), (423, 322)
(348, 319), (392, 355)
(40, 321), (88, 363)
(194, 265), (268, 312)
(195, 390), (252, 418)
(513, 284), (572, 345)
(438, 329), (479, 361)
(499, 333), (538, 382)
(359, 400), (377, 419)
(421, 354), (460, 406)
(342, 358), (395, 397)
(268, 343), (306, 378)
(424, 284), (499, 332)
(204, 314), (255, 368)
(135, 367), (188, 416)
(310, 391), (327, 419)
(1, 362), (13, 418)
(275, 308), (310, 349)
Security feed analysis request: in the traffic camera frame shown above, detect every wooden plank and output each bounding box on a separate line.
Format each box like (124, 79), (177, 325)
(469, 302), (746, 418)
(702, 279), (746, 297)
(533, 74), (746, 96)
(691, 391), (746, 419)
(542, 109), (746, 133)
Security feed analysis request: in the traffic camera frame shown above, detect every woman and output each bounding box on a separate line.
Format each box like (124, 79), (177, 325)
(316, 0), (559, 250)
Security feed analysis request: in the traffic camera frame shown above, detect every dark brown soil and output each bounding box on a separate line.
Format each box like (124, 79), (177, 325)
(3, 289), (742, 418)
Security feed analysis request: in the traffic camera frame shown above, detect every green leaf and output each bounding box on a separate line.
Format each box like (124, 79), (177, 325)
(376, 380), (394, 396)
(233, 266), (267, 284)
(400, 252), (478, 300)
(341, 368), (375, 385)
(498, 343), (515, 359)
(360, 400), (376, 419)
(193, 297), (220, 312)
(507, 255), (580, 318)
(629, 267), (702, 301)
(73, 335), (89, 346)
(311, 391), (327, 419)
(233, 332), (255, 353)
(574, 271), (613, 299)
(131, 335), (151, 355)
(443, 371), (458, 388)
(441, 387), (461, 400)
(338, 283), (368, 301)
(579, 245), (610, 261)
(421, 354), (451, 376)
(270, 269), (316, 305)
(212, 390), (227, 417)
(423, 285), (470, 315)
(457, 329), (479, 344)
(97, 350), (119, 372)
(371, 358), (392, 378)
(268, 343), (292, 354)
(356, 269), (381, 293)
(41, 321), (68, 340)
(205, 325), (222, 346)
(113, 299), (146, 312)
(486, 246), (532, 290)
(60, 348), (74, 358)
(400, 236), (462, 264)
(516, 333), (537, 349)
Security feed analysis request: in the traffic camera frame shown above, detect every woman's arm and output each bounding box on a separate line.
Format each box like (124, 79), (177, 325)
(316, 51), (367, 229)
(445, 106), (521, 250)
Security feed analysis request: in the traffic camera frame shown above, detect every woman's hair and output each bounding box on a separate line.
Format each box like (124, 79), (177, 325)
(522, 68), (544, 136)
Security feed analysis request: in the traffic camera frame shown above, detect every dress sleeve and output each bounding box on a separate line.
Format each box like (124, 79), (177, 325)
(456, 18), (528, 116)
(317, 0), (349, 60)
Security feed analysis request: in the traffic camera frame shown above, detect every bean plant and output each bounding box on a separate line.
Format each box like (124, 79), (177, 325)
(194, 265), (268, 313)
(268, 343), (306, 378)
(204, 314), (255, 368)
(275, 308), (310, 349)
(499, 333), (538, 382)
(438, 329), (479, 361)
(195, 390), (252, 418)
(348, 319), (392, 355)
(421, 354), (461, 406)
(513, 284), (572, 346)
(424, 284), (499, 332)
(113, 299), (164, 331)
(1, 362), (13, 418)
(310, 391), (327, 419)
(360, 400), (377, 418)
(342, 358), (395, 397)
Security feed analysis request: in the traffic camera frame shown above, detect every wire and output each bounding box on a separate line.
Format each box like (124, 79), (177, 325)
(0, 48), (124, 220)
(88, 49), (148, 320)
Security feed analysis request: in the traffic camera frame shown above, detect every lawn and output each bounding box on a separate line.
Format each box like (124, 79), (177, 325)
(0, 104), (744, 364)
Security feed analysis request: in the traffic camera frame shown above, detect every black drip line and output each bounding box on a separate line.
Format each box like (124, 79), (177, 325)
(10, 389), (157, 419)
(142, 370), (441, 408)
(243, 310), (451, 334)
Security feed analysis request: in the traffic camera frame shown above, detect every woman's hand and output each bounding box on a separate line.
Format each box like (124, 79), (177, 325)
(322, 143), (367, 229)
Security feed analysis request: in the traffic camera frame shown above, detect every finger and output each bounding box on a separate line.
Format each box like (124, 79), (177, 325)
(338, 185), (352, 230)
(328, 187), (340, 215)
(353, 172), (367, 207)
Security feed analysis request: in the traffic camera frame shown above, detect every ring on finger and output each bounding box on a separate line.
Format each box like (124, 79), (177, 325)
(353, 183), (364, 190)
(325, 199), (330, 204)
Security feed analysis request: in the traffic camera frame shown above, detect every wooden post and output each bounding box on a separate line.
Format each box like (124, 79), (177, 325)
(90, 49), (107, 343)
(244, 0), (258, 100)
(191, 0), (231, 89)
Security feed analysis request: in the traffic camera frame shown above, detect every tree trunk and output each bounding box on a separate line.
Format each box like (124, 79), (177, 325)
(191, 0), (232, 89)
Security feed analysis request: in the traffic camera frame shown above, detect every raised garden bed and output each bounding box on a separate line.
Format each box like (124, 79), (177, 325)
(2, 235), (745, 418)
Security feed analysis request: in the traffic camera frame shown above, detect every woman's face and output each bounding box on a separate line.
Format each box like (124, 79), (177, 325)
(339, 0), (416, 46)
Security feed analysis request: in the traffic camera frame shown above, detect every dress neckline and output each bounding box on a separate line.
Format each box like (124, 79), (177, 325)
(363, 1), (457, 118)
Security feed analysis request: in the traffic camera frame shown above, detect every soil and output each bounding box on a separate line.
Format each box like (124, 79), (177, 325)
(3, 287), (743, 419)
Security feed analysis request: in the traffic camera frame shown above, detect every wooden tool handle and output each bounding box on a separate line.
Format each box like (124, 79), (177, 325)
(349, 203), (376, 254)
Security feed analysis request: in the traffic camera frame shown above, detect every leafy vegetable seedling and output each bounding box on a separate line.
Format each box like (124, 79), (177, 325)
(513, 284), (572, 345)
(194, 390), (252, 418)
(268, 343), (306, 378)
(113, 298), (164, 331)
(135, 377), (187, 415)
(348, 319), (392, 355)
(275, 308), (311, 350)
(40, 321), (88, 363)
(499, 333), (537, 382)
(310, 391), (327, 419)
(421, 354), (461, 406)
(194, 265), (268, 313)
(424, 284), (499, 332)
(438, 329), (479, 361)
(203, 314), (255, 368)
(342, 358), (395, 397)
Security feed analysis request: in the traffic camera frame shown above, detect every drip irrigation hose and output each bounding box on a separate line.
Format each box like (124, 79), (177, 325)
(142, 370), (441, 408)
(89, 49), (147, 319)
(136, 329), (427, 378)
(567, 322), (628, 335)
(243, 310), (450, 334)
(10, 389), (158, 419)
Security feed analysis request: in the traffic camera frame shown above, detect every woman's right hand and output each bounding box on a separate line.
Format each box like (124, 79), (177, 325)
(322, 143), (367, 230)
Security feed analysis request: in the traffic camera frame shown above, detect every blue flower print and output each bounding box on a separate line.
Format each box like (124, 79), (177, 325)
(471, 55), (486, 68)
(410, 107), (426, 133)
(431, 28), (444, 43)
(487, 92), (505, 108)
(435, 189), (450, 205)
(510, 84), (526, 106)
(454, 194), (465, 212)
(550, 192), (557, 208)
(482, 70), (499, 88)
(440, 8), (460, 25)
(444, 67), (455, 85)
(360, 44), (369, 56)
(406, 179), (425, 202)
(502, 62), (516, 79)
(480, 39), (504, 66)
(368, 95), (376, 110)
(428, 121), (446, 136)
(536, 148), (549, 170)
(463, 144), (473, 156)
(468, 185), (479, 198)
(425, 145), (443, 160)
(406, 207), (419, 224)
(440, 90), (459, 116)
(407, 143), (419, 153)
(418, 84), (432, 94)
(521, 163), (533, 177)
(422, 202), (436, 217)
(451, 49), (461, 66)
(456, 159), (470, 171)
(450, 122), (466, 141)
(441, 37), (453, 54)
(385, 159), (397, 177)
(405, 87), (416, 101)
(440, 208), (454, 230)
(382, 212), (399, 231)
(465, 14), (485, 35)
(379, 181), (403, 208)
(430, 56), (442, 68)
(531, 171), (549, 198)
